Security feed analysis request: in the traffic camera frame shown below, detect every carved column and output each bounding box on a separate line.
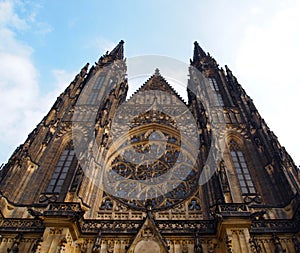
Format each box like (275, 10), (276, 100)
(224, 228), (252, 253)
(174, 240), (181, 253)
(39, 227), (66, 253)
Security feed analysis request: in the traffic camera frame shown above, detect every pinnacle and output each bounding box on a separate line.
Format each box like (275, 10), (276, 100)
(225, 65), (232, 75)
(154, 68), (160, 76)
(109, 40), (124, 60)
(96, 40), (125, 65)
(193, 41), (207, 62)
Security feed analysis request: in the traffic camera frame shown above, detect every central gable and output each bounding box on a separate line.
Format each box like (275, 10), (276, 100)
(131, 69), (186, 105)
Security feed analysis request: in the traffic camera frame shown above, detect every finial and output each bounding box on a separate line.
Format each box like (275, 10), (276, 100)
(146, 199), (153, 217)
(154, 68), (160, 76)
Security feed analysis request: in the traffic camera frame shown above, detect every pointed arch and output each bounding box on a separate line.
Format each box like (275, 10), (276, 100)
(229, 140), (256, 195)
(46, 142), (77, 195)
(207, 77), (224, 106)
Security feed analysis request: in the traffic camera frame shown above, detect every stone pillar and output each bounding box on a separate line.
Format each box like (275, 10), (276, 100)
(223, 228), (252, 253)
(174, 240), (182, 253)
(100, 240), (107, 253)
(39, 227), (67, 253)
(217, 217), (252, 253)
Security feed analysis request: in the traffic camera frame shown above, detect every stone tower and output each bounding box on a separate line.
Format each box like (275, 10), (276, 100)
(0, 41), (299, 252)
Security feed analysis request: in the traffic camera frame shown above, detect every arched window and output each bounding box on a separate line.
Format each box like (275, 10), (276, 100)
(46, 143), (77, 193)
(208, 78), (224, 106)
(230, 141), (256, 194)
(87, 74), (106, 104)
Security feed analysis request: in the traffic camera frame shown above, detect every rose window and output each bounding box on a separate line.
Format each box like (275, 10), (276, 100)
(104, 110), (200, 211)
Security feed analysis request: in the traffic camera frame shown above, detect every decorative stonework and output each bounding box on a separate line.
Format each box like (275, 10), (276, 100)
(49, 228), (63, 235)
(0, 218), (44, 232)
(0, 41), (299, 253)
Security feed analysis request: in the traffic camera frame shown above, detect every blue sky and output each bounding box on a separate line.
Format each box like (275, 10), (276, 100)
(0, 0), (300, 165)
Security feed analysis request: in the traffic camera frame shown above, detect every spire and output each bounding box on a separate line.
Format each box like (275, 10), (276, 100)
(193, 41), (207, 62)
(109, 40), (124, 60)
(191, 41), (218, 76)
(96, 40), (125, 66)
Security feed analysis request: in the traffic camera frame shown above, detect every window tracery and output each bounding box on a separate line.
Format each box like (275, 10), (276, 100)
(229, 141), (256, 195)
(188, 198), (201, 211)
(208, 78), (224, 106)
(100, 196), (113, 210)
(46, 143), (77, 194)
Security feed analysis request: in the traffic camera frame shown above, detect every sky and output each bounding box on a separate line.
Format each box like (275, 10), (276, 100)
(0, 0), (299, 166)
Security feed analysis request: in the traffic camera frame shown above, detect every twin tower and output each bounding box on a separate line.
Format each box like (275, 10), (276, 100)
(0, 41), (299, 252)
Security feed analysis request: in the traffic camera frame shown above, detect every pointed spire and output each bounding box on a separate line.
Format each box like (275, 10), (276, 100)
(96, 40), (125, 66)
(191, 41), (218, 76)
(193, 41), (207, 62)
(109, 40), (124, 60)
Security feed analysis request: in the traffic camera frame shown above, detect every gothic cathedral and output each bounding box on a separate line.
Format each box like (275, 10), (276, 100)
(0, 41), (300, 252)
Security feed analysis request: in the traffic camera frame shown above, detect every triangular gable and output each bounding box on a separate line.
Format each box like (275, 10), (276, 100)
(131, 69), (186, 105)
(126, 214), (168, 253)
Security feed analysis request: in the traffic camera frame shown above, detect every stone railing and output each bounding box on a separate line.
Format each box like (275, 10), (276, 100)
(217, 203), (250, 217)
(0, 218), (44, 232)
(43, 202), (84, 217)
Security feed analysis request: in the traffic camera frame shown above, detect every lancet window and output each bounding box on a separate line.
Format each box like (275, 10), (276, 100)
(230, 141), (256, 194)
(208, 78), (224, 106)
(46, 143), (77, 193)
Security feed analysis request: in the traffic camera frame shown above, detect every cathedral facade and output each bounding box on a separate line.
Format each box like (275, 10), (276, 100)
(0, 41), (299, 252)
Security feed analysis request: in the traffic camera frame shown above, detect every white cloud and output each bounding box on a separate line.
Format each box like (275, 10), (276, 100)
(0, 2), (37, 163)
(0, 0), (28, 30)
(235, 1), (300, 165)
(0, 0), (71, 164)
